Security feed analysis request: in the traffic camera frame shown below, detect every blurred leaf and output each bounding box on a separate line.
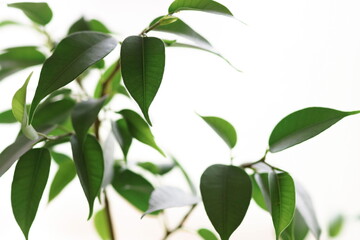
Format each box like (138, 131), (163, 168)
(168, 0), (233, 16)
(137, 161), (174, 175)
(101, 132), (115, 188)
(0, 109), (16, 123)
(198, 228), (219, 240)
(94, 61), (121, 100)
(0, 20), (20, 27)
(172, 156), (197, 194)
(8, 2), (53, 25)
(68, 17), (111, 34)
(111, 119), (132, 159)
(94, 208), (111, 240)
(250, 174), (267, 211)
(328, 215), (344, 238)
(281, 210), (309, 240)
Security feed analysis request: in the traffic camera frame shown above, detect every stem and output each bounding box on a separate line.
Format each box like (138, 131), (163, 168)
(104, 190), (116, 240)
(140, 15), (173, 36)
(240, 149), (269, 168)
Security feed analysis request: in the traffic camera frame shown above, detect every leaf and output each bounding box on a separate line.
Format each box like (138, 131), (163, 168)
(94, 61), (121, 100)
(281, 210), (309, 240)
(111, 119), (132, 159)
(200, 115), (237, 149)
(89, 19), (111, 34)
(150, 16), (211, 48)
(269, 172), (296, 239)
(29, 32), (118, 120)
(112, 167), (154, 213)
(0, 20), (20, 27)
(0, 109), (16, 123)
(12, 72), (32, 125)
(143, 186), (200, 217)
(250, 174), (267, 211)
(11, 148), (51, 239)
(71, 97), (106, 143)
(269, 107), (360, 153)
(70, 134), (104, 219)
(101, 132), (115, 188)
(121, 36), (165, 125)
(198, 228), (219, 240)
(119, 109), (165, 156)
(48, 152), (76, 202)
(8, 2), (53, 26)
(137, 161), (174, 175)
(328, 215), (344, 238)
(94, 208), (111, 240)
(168, 0), (233, 16)
(200, 164), (252, 240)
(254, 173), (272, 211)
(68, 17), (111, 34)
(172, 156), (197, 194)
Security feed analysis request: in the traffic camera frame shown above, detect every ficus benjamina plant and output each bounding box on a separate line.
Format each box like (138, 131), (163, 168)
(0, 1), (356, 240)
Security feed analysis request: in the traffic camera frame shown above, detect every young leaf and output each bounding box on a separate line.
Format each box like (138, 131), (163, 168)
(269, 107), (360, 153)
(70, 134), (104, 219)
(29, 32), (117, 120)
(111, 119), (132, 159)
(48, 152), (76, 202)
(121, 36), (165, 125)
(8, 2), (53, 26)
(119, 109), (165, 156)
(143, 186), (200, 216)
(12, 72), (32, 125)
(137, 161), (174, 175)
(200, 164), (252, 240)
(281, 210), (309, 240)
(94, 208), (111, 240)
(328, 215), (344, 238)
(168, 0), (233, 16)
(0, 109), (17, 124)
(11, 148), (51, 239)
(200, 115), (237, 149)
(269, 172), (296, 239)
(198, 228), (219, 240)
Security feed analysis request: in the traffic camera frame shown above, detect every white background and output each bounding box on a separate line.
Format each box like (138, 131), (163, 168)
(1, 0), (360, 239)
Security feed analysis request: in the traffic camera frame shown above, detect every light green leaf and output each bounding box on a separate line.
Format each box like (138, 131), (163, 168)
(200, 164), (252, 240)
(200, 115), (237, 149)
(137, 161), (174, 175)
(29, 32), (117, 120)
(119, 109), (165, 156)
(8, 2), (52, 26)
(70, 134), (104, 219)
(12, 72), (32, 124)
(328, 215), (344, 238)
(168, 0), (233, 16)
(11, 148), (51, 239)
(0, 20), (20, 27)
(121, 36), (165, 125)
(198, 228), (219, 240)
(0, 109), (17, 124)
(111, 119), (132, 159)
(281, 210), (309, 240)
(94, 61), (121, 100)
(269, 107), (360, 153)
(94, 208), (111, 240)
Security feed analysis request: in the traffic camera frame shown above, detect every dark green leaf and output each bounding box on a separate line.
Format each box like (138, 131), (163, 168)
(0, 109), (16, 123)
(29, 32), (117, 120)
(137, 161), (174, 175)
(11, 148), (51, 239)
(200, 115), (237, 149)
(200, 164), (252, 240)
(168, 0), (233, 16)
(250, 174), (267, 211)
(48, 152), (76, 202)
(119, 109), (165, 156)
(198, 228), (219, 240)
(111, 119), (132, 159)
(269, 107), (360, 153)
(8, 2), (53, 25)
(94, 208), (111, 240)
(121, 36), (165, 125)
(328, 215), (344, 238)
(70, 134), (104, 219)
(68, 17), (111, 34)
(281, 210), (309, 240)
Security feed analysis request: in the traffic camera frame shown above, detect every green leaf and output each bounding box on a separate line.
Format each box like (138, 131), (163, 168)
(269, 107), (360, 153)
(200, 115), (237, 149)
(250, 174), (267, 211)
(11, 148), (51, 239)
(94, 61), (121, 100)
(150, 16), (211, 48)
(198, 228), (219, 240)
(8, 2), (53, 26)
(112, 167), (154, 212)
(328, 215), (344, 238)
(0, 109), (17, 124)
(68, 17), (111, 34)
(168, 0), (233, 16)
(29, 32), (117, 120)
(71, 97), (106, 143)
(48, 152), (76, 202)
(12, 72), (31, 124)
(121, 36), (165, 125)
(143, 186), (199, 216)
(70, 134), (104, 219)
(200, 164), (252, 240)
(269, 172), (296, 239)
(94, 208), (111, 240)
(119, 109), (165, 156)
(281, 210), (309, 240)
(111, 119), (132, 159)
(171, 156), (197, 195)
(89, 19), (111, 34)
(137, 161), (174, 175)
(0, 20), (20, 27)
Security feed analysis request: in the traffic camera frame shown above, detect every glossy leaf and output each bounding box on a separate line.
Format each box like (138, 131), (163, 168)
(68, 17), (111, 34)
(328, 215), (344, 238)
(0, 109), (16, 124)
(48, 152), (76, 202)
(250, 174), (267, 211)
(11, 148), (51, 239)
(8, 2), (53, 26)
(281, 210), (309, 240)
(143, 186), (200, 216)
(200, 164), (252, 240)
(269, 172), (296, 239)
(168, 0), (233, 16)
(121, 36), (165, 125)
(269, 107), (360, 153)
(254, 173), (272, 211)
(94, 208), (111, 240)
(70, 134), (104, 219)
(30, 32), (117, 120)
(12, 72), (32, 125)
(198, 228), (219, 240)
(111, 119), (132, 159)
(200, 115), (237, 149)
(119, 109), (165, 156)
(137, 161), (174, 175)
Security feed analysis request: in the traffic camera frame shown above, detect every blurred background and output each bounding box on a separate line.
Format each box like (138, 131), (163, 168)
(1, 0), (360, 239)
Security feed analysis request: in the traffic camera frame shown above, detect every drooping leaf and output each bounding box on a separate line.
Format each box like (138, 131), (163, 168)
(168, 0), (233, 16)
(200, 115), (237, 149)
(8, 2), (53, 26)
(137, 161), (174, 175)
(328, 215), (344, 238)
(198, 228), (219, 240)
(254, 173), (272, 211)
(112, 167), (154, 213)
(171, 156), (197, 194)
(70, 134), (104, 219)
(48, 152), (76, 202)
(11, 148), (51, 239)
(200, 164), (252, 240)
(0, 109), (16, 123)
(68, 17), (111, 35)
(29, 32), (117, 120)
(269, 107), (360, 153)
(121, 36), (165, 125)
(119, 109), (165, 156)
(111, 119), (132, 159)
(250, 174), (267, 211)
(94, 208), (111, 240)
(281, 210), (309, 240)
